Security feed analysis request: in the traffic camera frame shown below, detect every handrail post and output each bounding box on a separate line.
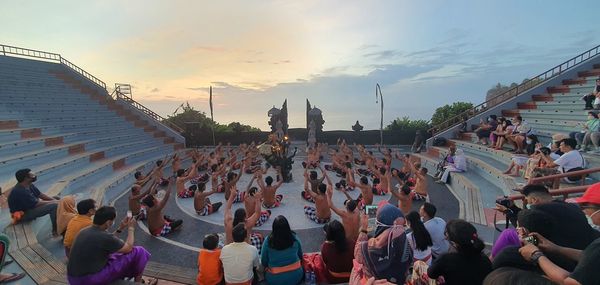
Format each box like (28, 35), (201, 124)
(1, 45), (4, 56)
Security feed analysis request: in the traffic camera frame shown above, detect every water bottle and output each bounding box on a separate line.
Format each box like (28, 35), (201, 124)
(305, 271), (312, 284)
(309, 271), (316, 285)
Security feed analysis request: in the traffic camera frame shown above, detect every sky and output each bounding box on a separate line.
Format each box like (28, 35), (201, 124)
(2, 0), (600, 130)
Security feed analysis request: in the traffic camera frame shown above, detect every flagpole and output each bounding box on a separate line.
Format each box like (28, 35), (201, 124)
(209, 86), (216, 146)
(375, 83), (383, 146)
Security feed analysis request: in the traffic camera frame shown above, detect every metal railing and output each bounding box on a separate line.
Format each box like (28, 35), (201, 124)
(0, 44), (106, 89)
(430, 44), (600, 135)
(1, 43), (185, 134)
(112, 88), (184, 133)
(509, 185), (588, 206)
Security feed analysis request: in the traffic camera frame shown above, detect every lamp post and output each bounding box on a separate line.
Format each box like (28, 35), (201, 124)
(375, 83), (384, 145)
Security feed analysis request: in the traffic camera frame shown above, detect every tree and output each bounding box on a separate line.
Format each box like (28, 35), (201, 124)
(430, 102), (474, 126)
(385, 116), (430, 132)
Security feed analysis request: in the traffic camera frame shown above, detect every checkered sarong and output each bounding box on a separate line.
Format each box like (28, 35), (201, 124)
(250, 232), (264, 254)
(136, 207), (147, 221)
(412, 191), (428, 201)
(263, 194), (283, 209)
(153, 221), (172, 237)
(304, 205), (330, 224)
(196, 198), (214, 216)
(177, 189), (195, 198)
(233, 191), (246, 203)
(255, 210), (271, 227)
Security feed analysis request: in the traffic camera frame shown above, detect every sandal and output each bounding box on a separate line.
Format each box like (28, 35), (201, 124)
(0, 273), (26, 283)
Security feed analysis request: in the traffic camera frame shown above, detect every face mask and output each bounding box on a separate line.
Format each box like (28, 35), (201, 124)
(31, 176), (37, 183)
(526, 204), (533, 210)
(487, 118), (492, 122)
(526, 139), (532, 145)
(586, 209), (600, 231)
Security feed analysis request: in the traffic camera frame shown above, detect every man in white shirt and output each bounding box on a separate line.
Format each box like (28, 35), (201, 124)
(540, 138), (586, 188)
(220, 224), (260, 284)
(419, 202), (449, 258)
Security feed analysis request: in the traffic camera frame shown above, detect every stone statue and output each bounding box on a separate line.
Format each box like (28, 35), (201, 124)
(307, 120), (316, 148)
(275, 119), (284, 140)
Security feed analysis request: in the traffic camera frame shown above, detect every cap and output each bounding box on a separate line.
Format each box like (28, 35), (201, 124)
(575, 183), (600, 205)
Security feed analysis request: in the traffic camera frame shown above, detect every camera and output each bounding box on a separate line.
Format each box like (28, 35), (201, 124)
(495, 196), (513, 208)
(525, 236), (539, 246)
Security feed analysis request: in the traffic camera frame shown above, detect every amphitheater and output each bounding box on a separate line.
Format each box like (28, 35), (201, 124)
(1, 43), (600, 284)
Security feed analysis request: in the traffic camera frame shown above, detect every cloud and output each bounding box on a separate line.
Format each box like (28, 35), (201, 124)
(150, 88), (160, 93)
(363, 50), (402, 60)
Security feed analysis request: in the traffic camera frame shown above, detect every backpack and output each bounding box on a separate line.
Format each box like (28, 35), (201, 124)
(432, 137), (447, 147)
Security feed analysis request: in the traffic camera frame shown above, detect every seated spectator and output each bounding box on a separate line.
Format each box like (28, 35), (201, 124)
(434, 145), (456, 179)
(506, 116), (531, 154)
(548, 134), (568, 158)
(473, 115), (498, 145)
(427, 219), (492, 285)
(57, 195), (78, 236)
(569, 111), (600, 151)
(406, 211), (433, 265)
(261, 216), (304, 285)
(490, 228), (520, 260)
(593, 78), (600, 110)
(581, 79), (600, 110)
(67, 206), (152, 285)
(535, 138), (586, 188)
(8, 169), (59, 236)
(489, 117), (506, 147)
(0, 234), (25, 283)
(321, 220), (354, 284)
(198, 233), (223, 285)
(517, 182), (600, 284)
(503, 134), (540, 176)
(63, 199), (96, 257)
(492, 119), (514, 150)
(350, 204), (412, 284)
(419, 202), (450, 258)
(436, 149), (466, 184)
(221, 224), (259, 285)
(522, 147), (551, 180)
(483, 267), (557, 285)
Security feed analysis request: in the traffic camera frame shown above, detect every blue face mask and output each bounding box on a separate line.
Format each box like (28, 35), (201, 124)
(587, 210), (600, 231)
(526, 204), (532, 210)
(526, 139), (532, 145)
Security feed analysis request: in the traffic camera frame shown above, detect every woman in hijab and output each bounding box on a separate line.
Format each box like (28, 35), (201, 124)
(436, 149), (467, 184)
(349, 203), (412, 285)
(57, 195), (78, 235)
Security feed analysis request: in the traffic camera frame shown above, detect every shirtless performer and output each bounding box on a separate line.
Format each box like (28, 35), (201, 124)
(210, 164), (227, 192)
(193, 182), (222, 216)
(152, 154), (173, 186)
(302, 167), (325, 202)
(244, 173), (271, 226)
(256, 168), (284, 208)
(370, 166), (390, 195)
(129, 179), (159, 220)
(408, 160), (429, 201)
(175, 160), (202, 198)
(224, 188), (265, 252)
(142, 177), (183, 237)
(326, 180), (359, 241)
(355, 175), (374, 209)
(223, 165), (246, 203)
(302, 171), (332, 224)
(134, 168), (155, 186)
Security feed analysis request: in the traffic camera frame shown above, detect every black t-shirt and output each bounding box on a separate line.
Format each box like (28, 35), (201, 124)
(67, 226), (125, 277)
(533, 202), (600, 250)
(570, 237), (600, 285)
(8, 184), (41, 213)
(427, 252), (492, 285)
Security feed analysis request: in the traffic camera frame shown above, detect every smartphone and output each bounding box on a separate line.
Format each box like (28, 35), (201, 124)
(365, 205), (378, 233)
(127, 210), (132, 218)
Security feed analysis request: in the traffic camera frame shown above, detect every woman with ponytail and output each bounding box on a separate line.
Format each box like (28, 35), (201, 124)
(406, 211), (433, 265)
(428, 219), (492, 285)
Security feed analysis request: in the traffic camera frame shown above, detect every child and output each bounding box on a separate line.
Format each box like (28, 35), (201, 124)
(197, 233), (223, 285)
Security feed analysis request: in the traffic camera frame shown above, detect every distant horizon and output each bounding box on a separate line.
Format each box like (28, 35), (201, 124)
(2, 1), (600, 131)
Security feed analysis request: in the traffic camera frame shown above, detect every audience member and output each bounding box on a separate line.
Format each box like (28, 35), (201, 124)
(56, 195), (78, 236)
(350, 204), (412, 284)
(321, 220), (354, 284)
(532, 138), (585, 188)
(63, 199), (96, 257)
(261, 215), (304, 285)
(221, 224), (260, 285)
(569, 111), (600, 152)
(474, 115), (498, 145)
(197, 233), (223, 285)
(482, 267), (557, 285)
(8, 169), (59, 236)
(434, 145), (456, 179)
(0, 234), (25, 283)
(507, 116), (531, 154)
(419, 202), (450, 258)
(67, 206), (152, 285)
(436, 149), (466, 184)
(428, 219), (492, 285)
(406, 211), (433, 265)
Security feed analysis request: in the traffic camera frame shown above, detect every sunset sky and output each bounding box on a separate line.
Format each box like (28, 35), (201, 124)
(2, 0), (600, 130)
